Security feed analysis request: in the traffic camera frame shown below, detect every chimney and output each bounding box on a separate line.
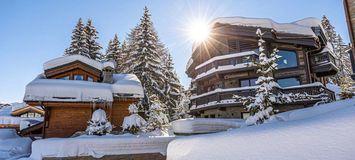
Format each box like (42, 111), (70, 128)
(102, 66), (114, 84)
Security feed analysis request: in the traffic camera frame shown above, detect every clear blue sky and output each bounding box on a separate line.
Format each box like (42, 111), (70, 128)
(0, 0), (349, 103)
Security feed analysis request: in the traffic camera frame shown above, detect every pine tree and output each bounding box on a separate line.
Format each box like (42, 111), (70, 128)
(86, 109), (113, 135)
(162, 53), (183, 120)
(104, 34), (121, 64)
(64, 18), (89, 57)
(124, 6), (167, 110)
(235, 29), (281, 125)
(145, 95), (169, 132)
(85, 19), (103, 60)
(122, 104), (147, 134)
(321, 16), (353, 85)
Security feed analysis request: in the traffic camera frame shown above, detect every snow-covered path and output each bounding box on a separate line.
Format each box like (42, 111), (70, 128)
(167, 98), (355, 160)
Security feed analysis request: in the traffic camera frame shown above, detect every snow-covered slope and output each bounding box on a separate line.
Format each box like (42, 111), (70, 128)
(167, 98), (355, 160)
(0, 129), (32, 159)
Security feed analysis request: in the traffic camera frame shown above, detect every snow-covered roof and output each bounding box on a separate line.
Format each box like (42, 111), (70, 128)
(43, 55), (116, 71)
(23, 74), (144, 102)
(211, 16), (321, 37)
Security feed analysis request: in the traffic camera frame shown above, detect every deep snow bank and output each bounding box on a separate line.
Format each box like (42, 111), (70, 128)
(30, 134), (175, 159)
(167, 98), (355, 160)
(0, 129), (32, 159)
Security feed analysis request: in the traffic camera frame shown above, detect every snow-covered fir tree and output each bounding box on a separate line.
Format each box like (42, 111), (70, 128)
(123, 7), (168, 110)
(162, 53), (184, 120)
(321, 16), (353, 85)
(235, 29), (282, 125)
(104, 34), (122, 66)
(84, 19), (103, 60)
(172, 89), (191, 120)
(122, 103), (147, 134)
(64, 18), (89, 57)
(339, 76), (354, 100)
(145, 95), (169, 132)
(86, 109), (113, 135)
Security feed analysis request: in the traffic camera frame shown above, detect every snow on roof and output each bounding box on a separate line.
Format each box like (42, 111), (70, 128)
(195, 50), (258, 70)
(211, 16), (321, 37)
(23, 74), (144, 102)
(168, 98), (355, 160)
(103, 61), (115, 69)
(43, 55), (116, 71)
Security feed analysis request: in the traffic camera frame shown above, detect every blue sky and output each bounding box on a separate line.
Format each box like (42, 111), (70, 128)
(0, 0), (349, 102)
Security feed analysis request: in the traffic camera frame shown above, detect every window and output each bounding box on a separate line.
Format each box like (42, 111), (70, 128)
(240, 78), (258, 87)
(241, 112), (250, 120)
(277, 77), (300, 87)
(277, 50), (298, 69)
(58, 76), (69, 80)
(88, 77), (94, 82)
(74, 75), (84, 80)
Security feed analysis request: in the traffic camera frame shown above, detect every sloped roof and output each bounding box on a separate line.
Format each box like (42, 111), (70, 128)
(211, 16), (321, 37)
(43, 55), (116, 71)
(23, 73), (144, 102)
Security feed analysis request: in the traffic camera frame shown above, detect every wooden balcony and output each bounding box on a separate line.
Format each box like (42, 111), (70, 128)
(190, 83), (335, 113)
(310, 51), (338, 77)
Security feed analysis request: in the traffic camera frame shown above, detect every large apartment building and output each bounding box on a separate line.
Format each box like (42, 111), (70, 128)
(186, 17), (336, 119)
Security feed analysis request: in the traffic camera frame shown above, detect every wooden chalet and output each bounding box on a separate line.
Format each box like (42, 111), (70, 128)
(23, 55), (144, 138)
(186, 17), (336, 119)
(344, 0), (355, 79)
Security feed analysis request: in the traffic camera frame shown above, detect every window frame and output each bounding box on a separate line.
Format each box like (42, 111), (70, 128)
(74, 74), (84, 81)
(276, 49), (299, 70)
(239, 78), (258, 87)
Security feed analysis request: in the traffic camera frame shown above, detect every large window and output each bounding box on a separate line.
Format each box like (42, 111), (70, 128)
(277, 50), (298, 69)
(240, 78), (258, 87)
(74, 75), (84, 80)
(277, 77), (300, 87)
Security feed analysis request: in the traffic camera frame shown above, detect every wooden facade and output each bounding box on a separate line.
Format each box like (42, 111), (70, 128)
(24, 58), (141, 138)
(186, 19), (337, 118)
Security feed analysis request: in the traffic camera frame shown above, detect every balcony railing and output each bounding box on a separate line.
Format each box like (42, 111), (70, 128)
(310, 51), (338, 76)
(190, 83), (335, 111)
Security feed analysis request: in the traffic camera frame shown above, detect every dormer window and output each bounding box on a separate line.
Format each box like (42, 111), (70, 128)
(74, 75), (84, 80)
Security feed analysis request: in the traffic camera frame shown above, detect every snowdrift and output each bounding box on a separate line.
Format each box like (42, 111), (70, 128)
(0, 129), (32, 159)
(29, 135), (175, 159)
(167, 98), (355, 160)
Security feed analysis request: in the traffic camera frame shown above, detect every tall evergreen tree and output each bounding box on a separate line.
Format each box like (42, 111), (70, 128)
(104, 34), (121, 63)
(235, 29), (282, 125)
(85, 19), (103, 60)
(64, 18), (89, 57)
(125, 6), (167, 110)
(322, 16), (353, 85)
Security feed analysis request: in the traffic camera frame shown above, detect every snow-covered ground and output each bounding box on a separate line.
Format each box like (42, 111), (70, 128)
(29, 134), (175, 159)
(167, 98), (355, 160)
(0, 129), (32, 160)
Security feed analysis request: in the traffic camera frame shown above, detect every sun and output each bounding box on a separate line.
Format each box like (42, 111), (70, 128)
(187, 20), (211, 43)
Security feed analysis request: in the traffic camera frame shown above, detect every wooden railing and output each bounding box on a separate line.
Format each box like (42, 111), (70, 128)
(191, 84), (335, 109)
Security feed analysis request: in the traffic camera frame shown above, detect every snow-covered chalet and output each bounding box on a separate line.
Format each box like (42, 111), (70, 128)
(23, 55), (144, 138)
(186, 17), (337, 119)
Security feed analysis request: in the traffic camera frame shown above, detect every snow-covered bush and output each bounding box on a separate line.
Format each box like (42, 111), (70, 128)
(86, 109), (113, 135)
(145, 95), (170, 132)
(122, 103), (147, 134)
